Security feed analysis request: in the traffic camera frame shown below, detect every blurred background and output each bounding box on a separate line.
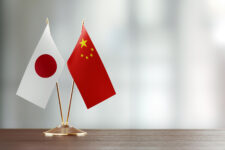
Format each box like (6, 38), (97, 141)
(1, 0), (225, 129)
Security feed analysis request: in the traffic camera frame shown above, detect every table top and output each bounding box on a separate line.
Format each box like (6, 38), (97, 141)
(1, 129), (225, 150)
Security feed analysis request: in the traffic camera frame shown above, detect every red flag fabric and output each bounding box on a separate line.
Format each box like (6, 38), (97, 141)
(67, 24), (116, 109)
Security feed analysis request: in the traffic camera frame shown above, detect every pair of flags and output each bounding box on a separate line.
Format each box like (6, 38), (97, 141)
(16, 20), (116, 109)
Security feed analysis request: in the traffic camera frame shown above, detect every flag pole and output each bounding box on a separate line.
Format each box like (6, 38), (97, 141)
(46, 18), (64, 125)
(46, 17), (49, 25)
(45, 81), (86, 136)
(65, 20), (84, 125)
(66, 81), (75, 125)
(56, 82), (64, 125)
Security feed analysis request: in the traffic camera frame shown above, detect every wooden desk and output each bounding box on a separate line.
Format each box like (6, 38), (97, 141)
(0, 129), (225, 150)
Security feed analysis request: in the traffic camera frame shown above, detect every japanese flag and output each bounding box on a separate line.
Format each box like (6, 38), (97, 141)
(17, 22), (65, 108)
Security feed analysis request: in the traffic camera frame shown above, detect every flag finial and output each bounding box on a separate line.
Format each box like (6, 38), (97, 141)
(82, 20), (84, 25)
(46, 18), (49, 25)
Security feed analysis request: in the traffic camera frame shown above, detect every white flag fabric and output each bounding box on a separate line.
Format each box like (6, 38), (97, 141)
(16, 23), (65, 108)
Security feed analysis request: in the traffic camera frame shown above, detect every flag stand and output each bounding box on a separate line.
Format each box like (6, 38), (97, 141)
(43, 124), (86, 136)
(43, 18), (86, 136)
(43, 82), (87, 136)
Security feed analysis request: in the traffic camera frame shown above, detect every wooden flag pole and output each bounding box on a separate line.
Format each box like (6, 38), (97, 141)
(56, 82), (64, 125)
(66, 81), (75, 125)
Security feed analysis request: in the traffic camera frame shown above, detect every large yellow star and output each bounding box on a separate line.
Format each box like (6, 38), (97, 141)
(80, 38), (87, 48)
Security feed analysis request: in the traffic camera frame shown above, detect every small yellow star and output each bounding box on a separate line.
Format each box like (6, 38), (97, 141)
(90, 53), (93, 57)
(81, 54), (84, 57)
(86, 56), (88, 59)
(91, 48), (94, 51)
(80, 38), (87, 48)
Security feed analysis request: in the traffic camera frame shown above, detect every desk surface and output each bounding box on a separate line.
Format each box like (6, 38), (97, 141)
(0, 129), (225, 150)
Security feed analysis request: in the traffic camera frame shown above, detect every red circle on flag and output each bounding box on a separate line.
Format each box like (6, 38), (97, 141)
(35, 54), (57, 78)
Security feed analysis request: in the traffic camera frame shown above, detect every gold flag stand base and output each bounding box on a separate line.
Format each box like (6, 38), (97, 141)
(43, 124), (87, 136)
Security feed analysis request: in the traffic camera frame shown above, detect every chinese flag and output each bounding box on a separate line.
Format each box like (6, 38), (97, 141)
(67, 24), (116, 109)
